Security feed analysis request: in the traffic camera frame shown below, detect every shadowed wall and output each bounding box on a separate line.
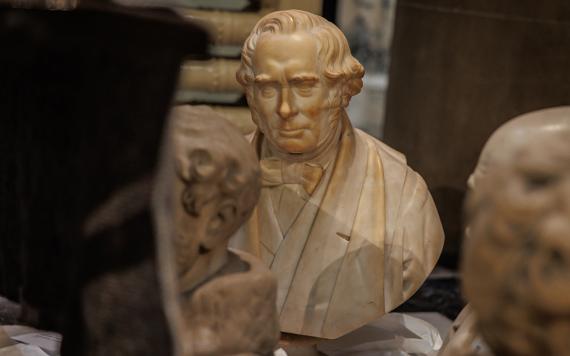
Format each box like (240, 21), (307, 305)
(384, 0), (570, 266)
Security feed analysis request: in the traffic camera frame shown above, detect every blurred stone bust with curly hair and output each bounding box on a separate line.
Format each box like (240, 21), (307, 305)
(461, 107), (570, 356)
(167, 105), (279, 356)
(231, 9), (444, 339)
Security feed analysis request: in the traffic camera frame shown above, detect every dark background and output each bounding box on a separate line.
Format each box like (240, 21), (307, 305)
(384, 0), (570, 269)
(0, 2), (207, 353)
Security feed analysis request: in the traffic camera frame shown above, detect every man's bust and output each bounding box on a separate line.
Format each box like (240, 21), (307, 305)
(230, 10), (444, 339)
(440, 107), (570, 356)
(462, 115), (570, 356)
(169, 106), (280, 355)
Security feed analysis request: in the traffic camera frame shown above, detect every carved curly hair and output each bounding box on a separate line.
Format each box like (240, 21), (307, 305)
(171, 106), (260, 232)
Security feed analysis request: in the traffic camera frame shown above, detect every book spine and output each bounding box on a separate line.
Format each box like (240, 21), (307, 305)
(180, 9), (261, 46)
(178, 59), (242, 93)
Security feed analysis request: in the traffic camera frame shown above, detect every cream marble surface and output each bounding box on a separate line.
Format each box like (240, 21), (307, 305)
(231, 10), (444, 339)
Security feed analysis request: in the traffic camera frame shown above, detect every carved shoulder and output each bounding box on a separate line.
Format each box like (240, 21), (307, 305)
(353, 127), (407, 165)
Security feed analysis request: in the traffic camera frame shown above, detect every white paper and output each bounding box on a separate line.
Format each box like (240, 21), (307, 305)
(274, 348), (288, 356)
(11, 333), (60, 356)
(317, 313), (443, 356)
(2, 326), (60, 356)
(0, 344), (49, 356)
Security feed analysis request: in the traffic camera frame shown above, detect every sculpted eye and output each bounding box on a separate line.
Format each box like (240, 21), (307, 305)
(293, 81), (316, 96)
(258, 84), (276, 98)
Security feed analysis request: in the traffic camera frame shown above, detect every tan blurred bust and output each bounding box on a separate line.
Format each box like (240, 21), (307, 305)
(468, 106), (570, 191)
(440, 106), (570, 356)
(231, 10), (444, 339)
(168, 106), (280, 356)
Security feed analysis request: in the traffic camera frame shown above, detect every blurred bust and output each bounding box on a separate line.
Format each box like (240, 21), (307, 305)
(231, 10), (444, 339)
(442, 107), (570, 356)
(170, 106), (280, 356)
(468, 106), (570, 190)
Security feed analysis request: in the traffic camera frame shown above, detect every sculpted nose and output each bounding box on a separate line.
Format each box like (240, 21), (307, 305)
(278, 87), (296, 119)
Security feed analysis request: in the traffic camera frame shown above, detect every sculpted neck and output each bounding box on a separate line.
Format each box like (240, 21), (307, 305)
(265, 110), (345, 166)
(178, 244), (228, 294)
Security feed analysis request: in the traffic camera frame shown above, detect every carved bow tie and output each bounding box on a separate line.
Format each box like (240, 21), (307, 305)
(260, 158), (324, 195)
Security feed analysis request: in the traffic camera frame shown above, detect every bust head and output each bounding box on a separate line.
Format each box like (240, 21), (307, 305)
(465, 107), (570, 240)
(468, 107), (570, 191)
(236, 10), (364, 158)
(463, 108), (570, 356)
(170, 106), (260, 283)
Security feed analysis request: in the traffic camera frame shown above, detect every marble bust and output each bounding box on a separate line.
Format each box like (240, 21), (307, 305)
(230, 9), (444, 339)
(463, 122), (570, 356)
(440, 106), (570, 356)
(167, 105), (280, 356)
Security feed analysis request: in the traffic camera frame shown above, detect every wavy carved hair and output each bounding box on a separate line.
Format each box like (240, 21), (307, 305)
(171, 106), (260, 233)
(236, 9), (364, 108)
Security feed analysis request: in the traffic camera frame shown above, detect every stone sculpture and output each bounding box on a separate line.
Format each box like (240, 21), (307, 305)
(230, 9), (444, 339)
(438, 304), (491, 356)
(467, 107), (570, 192)
(440, 107), (570, 356)
(165, 105), (280, 356)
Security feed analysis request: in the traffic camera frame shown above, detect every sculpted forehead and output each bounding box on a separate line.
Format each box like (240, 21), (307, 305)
(253, 33), (319, 77)
(469, 106), (570, 189)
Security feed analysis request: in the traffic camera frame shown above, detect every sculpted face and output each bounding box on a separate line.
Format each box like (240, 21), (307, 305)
(174, 176), (226, 276)
(251, 32), (339, 155)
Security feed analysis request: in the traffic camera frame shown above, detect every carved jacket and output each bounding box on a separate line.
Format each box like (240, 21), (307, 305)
(231, 115), (444, 339)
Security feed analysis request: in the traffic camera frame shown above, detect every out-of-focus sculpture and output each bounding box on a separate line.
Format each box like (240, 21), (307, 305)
(440, 107), (570, 356)
(231, 9), (444, 339)
(167, 105), (280, 356)
(467, 106), (570, 191)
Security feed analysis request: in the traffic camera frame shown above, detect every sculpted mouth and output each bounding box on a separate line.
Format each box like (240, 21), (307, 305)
(278, 128), (305, 137)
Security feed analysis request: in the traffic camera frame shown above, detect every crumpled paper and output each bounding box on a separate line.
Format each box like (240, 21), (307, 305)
(0, 344), (49, 356)
(1, 326), (60, 356)
(317, 313), (444, 356)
